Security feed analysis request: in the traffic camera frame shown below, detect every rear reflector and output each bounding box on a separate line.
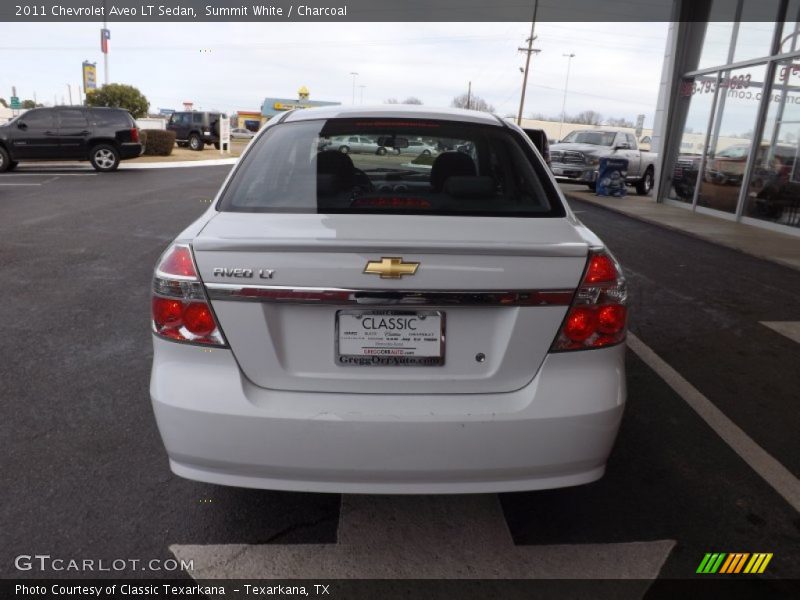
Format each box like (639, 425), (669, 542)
(151, 243), (226, 347)
(550, 248), (627, 352)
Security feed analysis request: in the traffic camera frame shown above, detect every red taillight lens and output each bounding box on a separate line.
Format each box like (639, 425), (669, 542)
(550, 249), (627, 352)
(151, 243), (226, 347)
(131, 127), (140, 143)
(584, 253), (618, 283)
(182, 303), (216, 336)
(158, 244), (197, 278)
(152, 297), (182, 327)
(563, 307), (597, 342)
(597, 304), (627, 334)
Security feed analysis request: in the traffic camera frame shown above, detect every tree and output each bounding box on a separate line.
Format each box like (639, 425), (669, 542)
(22, 99), (41, 109)
(86, 83), (149, 118)
(402, 97), (423, 105)
(0, 98), (7, 108)
(569, 110), (603, 125)
(384, 98), (399, 104)
(606, 116), (634, 128)
(451, 93), (495, 113)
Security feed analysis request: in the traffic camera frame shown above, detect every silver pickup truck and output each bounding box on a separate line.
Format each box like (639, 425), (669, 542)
(550, 130), (657, 195)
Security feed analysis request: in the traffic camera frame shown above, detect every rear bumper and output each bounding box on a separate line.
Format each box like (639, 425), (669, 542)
(150, 336), (626, 493)
(119, 143), (143, 160)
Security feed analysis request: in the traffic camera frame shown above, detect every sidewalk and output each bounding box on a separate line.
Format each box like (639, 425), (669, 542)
(561, 185), (800, 272)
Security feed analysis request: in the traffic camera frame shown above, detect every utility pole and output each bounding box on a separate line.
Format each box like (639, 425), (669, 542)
(559, 53), (576, 139)
(349, 72), (359, 104)
(516, 0), (540, 125)
(466, 81), (471, 110)
(67, 84), (73, 105)
(359, 85), (366, 104)
(102, 0), (109, 85)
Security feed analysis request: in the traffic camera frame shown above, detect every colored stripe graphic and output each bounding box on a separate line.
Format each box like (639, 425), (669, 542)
(698, 552), (773, 574)
(744, 553), (773, 574)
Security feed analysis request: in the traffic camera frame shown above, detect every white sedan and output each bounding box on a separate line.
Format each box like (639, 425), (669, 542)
(230, 127), (255, 139)
(150, 105), (628, 494)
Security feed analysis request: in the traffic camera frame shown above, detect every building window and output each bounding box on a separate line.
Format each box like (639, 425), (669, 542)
(744, 58), (800, 227)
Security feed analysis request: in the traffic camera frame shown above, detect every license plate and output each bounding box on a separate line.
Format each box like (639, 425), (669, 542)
(552, 167), (564, 175)
(336, 310), (445, 366)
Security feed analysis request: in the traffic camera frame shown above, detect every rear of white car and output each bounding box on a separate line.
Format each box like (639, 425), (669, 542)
(150, 106), (627, 493)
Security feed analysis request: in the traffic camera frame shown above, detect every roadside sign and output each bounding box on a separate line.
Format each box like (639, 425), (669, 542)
(10, 96), (20, 109)
(82, 61), (97, 91)
(219, 116), (231, 155)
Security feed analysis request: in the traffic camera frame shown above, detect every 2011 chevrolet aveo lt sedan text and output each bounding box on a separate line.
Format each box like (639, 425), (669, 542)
(149, 106), (628, 494)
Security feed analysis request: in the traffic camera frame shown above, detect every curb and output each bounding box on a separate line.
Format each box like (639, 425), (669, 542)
(563, 191), (800, 273)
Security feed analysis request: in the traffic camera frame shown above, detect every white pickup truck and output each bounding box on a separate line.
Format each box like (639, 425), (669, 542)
(550, 130), (657, 195)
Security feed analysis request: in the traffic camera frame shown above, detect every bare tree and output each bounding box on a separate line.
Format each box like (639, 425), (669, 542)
(384, 98), (399, 104)
(402, 97), (423, 105)
(451, 93), (495, 113)
(569, 110), (603, 125)
(605, 117), (635, 128)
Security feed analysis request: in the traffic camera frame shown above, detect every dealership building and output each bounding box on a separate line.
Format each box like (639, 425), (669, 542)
(653, 0), (800, 235)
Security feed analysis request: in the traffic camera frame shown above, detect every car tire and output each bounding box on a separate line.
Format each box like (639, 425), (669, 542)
(393, 148), (401, 155)
(0, 146), (10, 173)
(89, 144), (120, 172)
(189, 134), (203, 151)
(636, 167), (654, 195)
(587, 182), (597, 192)
(213, 142), (220, 150)
(376, 147), (387, 155)
(7, 160), (18, 171)
(339, 145), (350, 154)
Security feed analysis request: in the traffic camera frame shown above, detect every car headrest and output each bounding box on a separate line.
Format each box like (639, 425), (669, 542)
(316, 150), (355, 193)
(443, 176), (495, 198)
(430, 152), (476, 192)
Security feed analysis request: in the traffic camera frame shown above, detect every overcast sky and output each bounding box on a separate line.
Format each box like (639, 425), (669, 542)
(0, 21), (669, 126)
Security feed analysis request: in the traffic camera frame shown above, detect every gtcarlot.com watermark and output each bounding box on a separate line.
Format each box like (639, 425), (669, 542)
(14, 554), (193, 573)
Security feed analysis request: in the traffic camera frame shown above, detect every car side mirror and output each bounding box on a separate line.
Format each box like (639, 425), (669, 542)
(17, 122), (27, 130)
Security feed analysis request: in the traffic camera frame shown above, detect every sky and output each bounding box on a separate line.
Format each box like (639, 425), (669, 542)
(0, 21), (670, 127)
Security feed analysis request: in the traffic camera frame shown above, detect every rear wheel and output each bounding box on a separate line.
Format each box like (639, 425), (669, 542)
(587, 182), (597, 192)
(0, 147), (11, 172)
(89, 144), (120, 172)
(7, 160), (18, 171)
(636, 167), (654, 195)
(189, 134), (203, 151)
(339, 145), (350, 154)
(376, 147), (387, 156)
(213, 142), (221, 150)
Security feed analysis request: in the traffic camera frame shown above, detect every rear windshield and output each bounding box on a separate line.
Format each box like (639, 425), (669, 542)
(91, 109), (134, 128)
(217, 118), (565, 217)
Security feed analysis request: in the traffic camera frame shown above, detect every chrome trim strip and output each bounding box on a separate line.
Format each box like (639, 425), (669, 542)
(204, 283), (575, 306)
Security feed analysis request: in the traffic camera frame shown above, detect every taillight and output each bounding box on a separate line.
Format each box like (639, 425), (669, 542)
(151, 244), (226, 347)
(550, 249), (627, 351)
(131, 127), (140, 143)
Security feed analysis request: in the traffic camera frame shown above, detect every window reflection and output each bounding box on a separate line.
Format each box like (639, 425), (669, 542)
(669, 74), (717, 204)
(698, 64), (767, 214)
(745, 59), (800, 227)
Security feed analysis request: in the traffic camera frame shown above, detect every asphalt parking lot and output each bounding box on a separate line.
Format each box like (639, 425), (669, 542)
(1, 165), (798, 593)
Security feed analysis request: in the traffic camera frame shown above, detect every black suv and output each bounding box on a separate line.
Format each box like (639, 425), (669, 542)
(0, 106), (142, 172)
(166, 111), (226, 151)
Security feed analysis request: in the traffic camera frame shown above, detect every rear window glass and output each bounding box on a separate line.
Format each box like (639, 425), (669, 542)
(218, 118), (564, 217)
(91, 109), (133, 127)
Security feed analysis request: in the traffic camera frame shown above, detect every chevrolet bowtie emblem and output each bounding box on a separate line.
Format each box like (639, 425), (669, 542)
(364, 257), (420, 279)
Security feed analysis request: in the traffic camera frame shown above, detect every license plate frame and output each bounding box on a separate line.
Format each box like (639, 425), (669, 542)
(335, 309), (446, 366)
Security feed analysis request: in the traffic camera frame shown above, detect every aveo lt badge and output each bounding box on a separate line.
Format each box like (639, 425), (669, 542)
(363, 257), (420, 279)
